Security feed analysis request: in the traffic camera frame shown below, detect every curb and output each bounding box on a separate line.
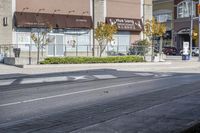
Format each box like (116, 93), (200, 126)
(20, 62), (172, 69)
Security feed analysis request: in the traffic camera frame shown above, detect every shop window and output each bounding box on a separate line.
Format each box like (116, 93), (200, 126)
(107, 32), (130, 53)
(47, 34), (64, 56)
(65, 29), (90, 52)
(154, 14), (172, 23)
(16, 32), (37, 52)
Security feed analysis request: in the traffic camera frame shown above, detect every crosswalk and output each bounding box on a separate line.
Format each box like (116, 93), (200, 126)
(0, 73), (173, 86)
(0, 75), (117, 86)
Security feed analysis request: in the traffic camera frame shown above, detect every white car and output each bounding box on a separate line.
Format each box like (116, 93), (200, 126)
(192, 47), (199, 56)
(180, 47), (199, 56)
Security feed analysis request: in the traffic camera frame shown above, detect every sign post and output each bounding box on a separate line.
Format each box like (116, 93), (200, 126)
(182, 42), (190, 60)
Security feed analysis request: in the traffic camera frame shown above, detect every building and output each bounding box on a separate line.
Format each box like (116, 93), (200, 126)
(174, 0), (198, 51)
(0, 0), (13, 44)
(0, 0), (150, 59)
(153, 0), (174, 47)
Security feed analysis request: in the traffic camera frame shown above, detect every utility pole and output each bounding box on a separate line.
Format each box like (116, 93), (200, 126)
(190, 0), (193, 59)
(198, 0), (200, 61)
(92, 0), (95, 57)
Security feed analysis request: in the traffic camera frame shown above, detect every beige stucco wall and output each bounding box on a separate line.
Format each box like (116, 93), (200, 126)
(16, 0), (91, 16)
(107, 0), (141, 19)
(0, 0), (13, 44)
(153, 1), (173, 11)
(144, 0), (152, 21)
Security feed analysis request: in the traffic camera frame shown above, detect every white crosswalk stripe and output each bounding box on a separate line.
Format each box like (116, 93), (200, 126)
(0, 73), (173, 86)
(0, 79), (15, 86)
(0, 75), (117, 86)
(93, 75), (117, 79)
(134, 73), (154, 76)
(20, 76), (68, 84)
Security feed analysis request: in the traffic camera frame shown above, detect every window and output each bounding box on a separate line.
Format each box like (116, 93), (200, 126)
(177, 1), (196, 18)
(155, 13), (172, 23)
(154, 10), (172, 23)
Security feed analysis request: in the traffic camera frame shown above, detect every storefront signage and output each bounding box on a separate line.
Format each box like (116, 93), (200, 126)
(14, 12), (93, 29)
(183, 42), (189, 55)
(106, 17), (143, 31)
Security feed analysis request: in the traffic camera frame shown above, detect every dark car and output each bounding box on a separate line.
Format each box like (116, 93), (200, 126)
(162, 47), (178, 55)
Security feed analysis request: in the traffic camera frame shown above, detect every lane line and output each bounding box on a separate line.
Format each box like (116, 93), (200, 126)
(0, 78), (163, 107)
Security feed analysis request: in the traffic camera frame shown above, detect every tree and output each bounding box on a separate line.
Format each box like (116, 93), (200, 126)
(144, 17), (166, 61)
(193, 24), (199, 47)
(95, 22), (117, 57)
(31, 25), (54, 64)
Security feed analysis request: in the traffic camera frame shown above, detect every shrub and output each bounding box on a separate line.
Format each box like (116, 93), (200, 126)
(40, 56), (144, 64)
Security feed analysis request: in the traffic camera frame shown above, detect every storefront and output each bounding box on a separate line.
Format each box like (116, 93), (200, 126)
(106, 17), (143, 53)
(14, 12), (93, 57)
(174, 0), (198, 51)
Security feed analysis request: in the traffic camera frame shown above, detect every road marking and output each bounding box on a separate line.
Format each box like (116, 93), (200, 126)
(93, 75), (117, 79)
(70, 76), (87, 80)
(155, 74), (172, 77)
(0, 75), (117, 86)
(0, 78), (163, 107)
(0, 79), (15, 86)
(134, 73), (154, 76)
(20, 76), (68, 84)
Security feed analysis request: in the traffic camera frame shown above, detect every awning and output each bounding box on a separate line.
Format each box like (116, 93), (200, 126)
(14, 12), (93, 29)
(106, 17), (143, 32)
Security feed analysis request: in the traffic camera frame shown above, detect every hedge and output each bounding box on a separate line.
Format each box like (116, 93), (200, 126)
(40, 56), (144, 64)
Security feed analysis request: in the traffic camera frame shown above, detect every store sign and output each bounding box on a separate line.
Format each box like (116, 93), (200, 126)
(183, 42), (189, 55)
(106, 17), (143, 31)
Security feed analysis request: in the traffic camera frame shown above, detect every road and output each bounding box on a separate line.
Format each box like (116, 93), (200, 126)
(0, 70), (200, 133)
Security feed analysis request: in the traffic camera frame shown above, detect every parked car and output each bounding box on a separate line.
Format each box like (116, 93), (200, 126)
(162, 47), (178, 55)
(179, 47), (199, 56)
(192, 47), (199, 56)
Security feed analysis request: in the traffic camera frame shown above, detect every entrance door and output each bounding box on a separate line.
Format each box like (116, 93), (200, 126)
(178, 34), (190, 50)
(48, 34), (64, 56)
(55, 35), (64, 56)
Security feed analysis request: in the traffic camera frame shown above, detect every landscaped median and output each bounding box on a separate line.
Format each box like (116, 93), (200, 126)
(40, 56), (145, 64)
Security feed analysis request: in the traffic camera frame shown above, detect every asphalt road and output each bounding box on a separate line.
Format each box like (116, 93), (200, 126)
(0, 70), (200, 133)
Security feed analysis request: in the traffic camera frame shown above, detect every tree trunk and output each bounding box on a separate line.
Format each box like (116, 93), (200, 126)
(151, 36), (155, 62)
(99, 41), (109, 57)
(159, 37), (163, 62)
(37, 43), (40, 64)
